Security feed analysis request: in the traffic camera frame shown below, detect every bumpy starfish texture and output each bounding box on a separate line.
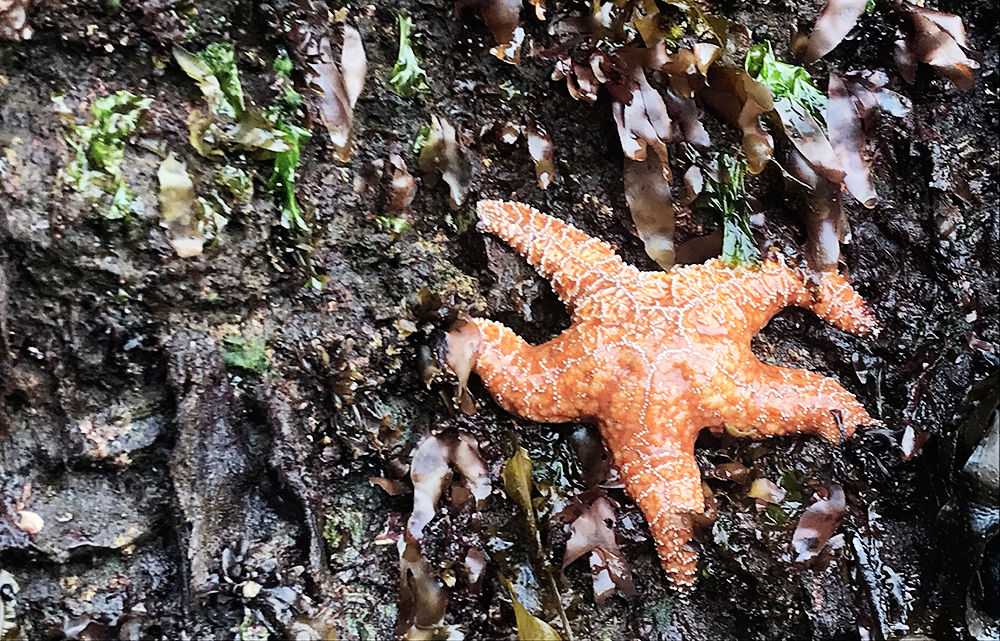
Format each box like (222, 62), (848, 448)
(466, 200), (879, 586)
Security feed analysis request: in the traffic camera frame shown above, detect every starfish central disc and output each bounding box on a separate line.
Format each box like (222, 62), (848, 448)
(462, 200), (878, 585)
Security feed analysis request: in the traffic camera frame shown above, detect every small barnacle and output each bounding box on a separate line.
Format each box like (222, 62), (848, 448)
(0, 570), (19, 640)
(0, 0), (32, 41)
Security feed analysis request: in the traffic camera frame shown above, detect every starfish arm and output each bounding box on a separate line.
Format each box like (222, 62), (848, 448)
(743, 261), (880, 337)
(468, 318), (593, 423)
(666, 259), (879, 339)
(716, 357), (875, 443)
(612, 428), (702, 585)
(806, 270), (881, 336)
(477, 200), (638, 312)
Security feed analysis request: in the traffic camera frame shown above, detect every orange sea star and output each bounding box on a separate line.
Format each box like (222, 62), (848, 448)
(462, 200), (879, 585)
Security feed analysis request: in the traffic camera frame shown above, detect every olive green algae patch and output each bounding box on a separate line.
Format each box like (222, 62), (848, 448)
(157, 153), (230, 257)
(221, 334), (272, 374)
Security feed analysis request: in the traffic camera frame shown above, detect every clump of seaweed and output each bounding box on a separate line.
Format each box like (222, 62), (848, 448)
(391, 11), (430, 96)
(893, 1), (980, 91)
(791, 0), (980, 91)
(52, 91), (152, 221)
(495, 118), (556, 190)
(691, 153), (760, 267)
(450, 0), (932, 272)
(173, 35), (360, 287)
(456, 0), (528, 63)
(157, 153), (230, 257)
(415, 115), (475, 210)
(560, 490), (636, 603)
(287, 19), (367, 161)
(396, 432), (491, 639)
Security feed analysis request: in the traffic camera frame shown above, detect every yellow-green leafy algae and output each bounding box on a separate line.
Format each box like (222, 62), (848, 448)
(267, 121), (312, 234)
(390, 12), (430, 96)
(53, 91), (152, 221)
(745, 42), (827, 119)
(696, 154), (760, 267)
(174, 42), (244, 118)
(215, 165), (253, 204)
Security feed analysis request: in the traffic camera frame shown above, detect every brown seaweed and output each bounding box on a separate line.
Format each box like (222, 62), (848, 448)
(894, 1), (979, 91)
(790, 0), (869, 64)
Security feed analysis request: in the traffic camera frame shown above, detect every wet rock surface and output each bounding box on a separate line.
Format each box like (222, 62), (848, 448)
(166, 330), (291, 598)
(0, 0), (997, 639)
